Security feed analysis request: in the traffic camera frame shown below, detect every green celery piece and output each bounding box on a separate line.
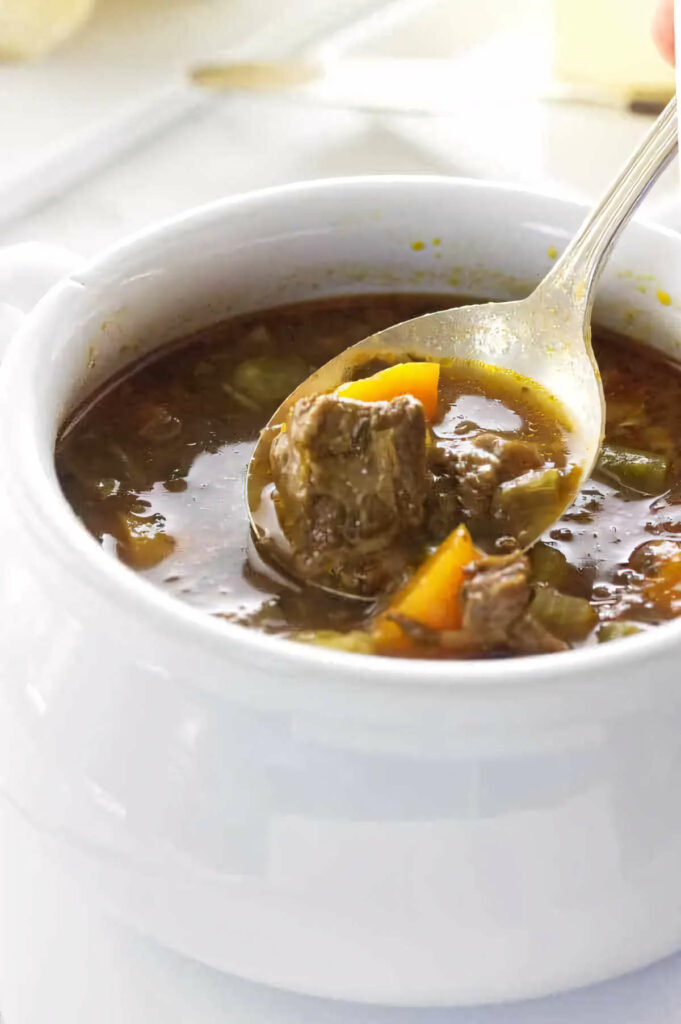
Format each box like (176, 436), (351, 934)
(530, 541), (569, 588)
(596, 443), (669, 495)
(530, 585), (598, 642)
(232, 354), (309, 408)
(597, 621), (643, 643)
(494, 467), (562, 543)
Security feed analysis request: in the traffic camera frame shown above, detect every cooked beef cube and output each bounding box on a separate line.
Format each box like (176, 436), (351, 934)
(270, 393), (428, 595)
(484, 434), (546, 479)
(427, 432), (544, 539)
(461, 552), (567, 654)
(426, 451), (462, 540)
(462, 552), (529, 642)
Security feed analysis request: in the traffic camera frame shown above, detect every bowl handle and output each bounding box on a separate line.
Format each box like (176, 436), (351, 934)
(0, 243), (82, 360)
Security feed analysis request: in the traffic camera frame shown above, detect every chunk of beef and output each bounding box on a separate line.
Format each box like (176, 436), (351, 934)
(270, 393), (428, 595)
(427, 432), (543, 540)
(461, 552), (568, 654)
(462, 552), (529, 642)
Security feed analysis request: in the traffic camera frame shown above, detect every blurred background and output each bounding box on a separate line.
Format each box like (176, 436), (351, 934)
(0, 0), (676, 258)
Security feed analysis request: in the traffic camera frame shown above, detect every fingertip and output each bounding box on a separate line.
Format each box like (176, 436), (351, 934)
(652, 0), (676, 64)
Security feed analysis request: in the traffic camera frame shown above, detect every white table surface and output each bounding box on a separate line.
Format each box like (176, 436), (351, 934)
(14, 826), (681, 1024)
(2, 1), (681, 1020)
(1, 0), (679, 254)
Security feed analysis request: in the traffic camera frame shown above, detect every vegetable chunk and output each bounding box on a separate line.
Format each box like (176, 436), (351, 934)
(373, 524), (479, 650)
(233, 354), (308, 408)
(596, 443), (669, 495)
(116, 512), (176, 569)
(529, 585), (597, 641)
(336, 361), (440, 421)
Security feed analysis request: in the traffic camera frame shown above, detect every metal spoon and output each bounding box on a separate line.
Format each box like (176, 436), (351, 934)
(192, 58), (672, 117)
(247, 97), (678, 593)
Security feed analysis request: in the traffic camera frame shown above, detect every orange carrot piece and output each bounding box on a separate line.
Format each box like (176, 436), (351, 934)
(336, 362), (440, 421)
(373, 524), (480, 651)
(647, 549), (681, 614)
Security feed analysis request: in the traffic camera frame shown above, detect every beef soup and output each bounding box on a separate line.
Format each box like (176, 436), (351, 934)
(56, 293), (681, 659)
(255, 355), (575, 593)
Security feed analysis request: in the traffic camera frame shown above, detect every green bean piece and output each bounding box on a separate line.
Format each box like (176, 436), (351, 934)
(530, 585), (598, 641)
(232, 354), (309, 408)
(530, 541), (569, 588)
(597, 621), (643, 643)
(596, 443), (669, 495)
(493, 467), (562, 543)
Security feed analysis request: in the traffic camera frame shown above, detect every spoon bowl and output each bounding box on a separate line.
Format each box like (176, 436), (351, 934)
(248, 98), (677, 594)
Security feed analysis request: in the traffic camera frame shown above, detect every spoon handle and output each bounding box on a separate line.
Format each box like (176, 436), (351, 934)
(549, 95), (678, 309)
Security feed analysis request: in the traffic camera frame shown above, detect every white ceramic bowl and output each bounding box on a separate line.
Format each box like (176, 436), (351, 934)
(1, 177), (681, 1013)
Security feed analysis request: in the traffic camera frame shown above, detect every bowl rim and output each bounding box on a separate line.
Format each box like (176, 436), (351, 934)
(5, 173), (681, 699)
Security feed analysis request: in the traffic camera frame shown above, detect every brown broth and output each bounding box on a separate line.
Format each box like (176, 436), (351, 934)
(56, 294), (681, 652)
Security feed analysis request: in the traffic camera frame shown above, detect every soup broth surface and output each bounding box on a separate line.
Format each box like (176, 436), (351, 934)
(56, 293), (681, 655)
